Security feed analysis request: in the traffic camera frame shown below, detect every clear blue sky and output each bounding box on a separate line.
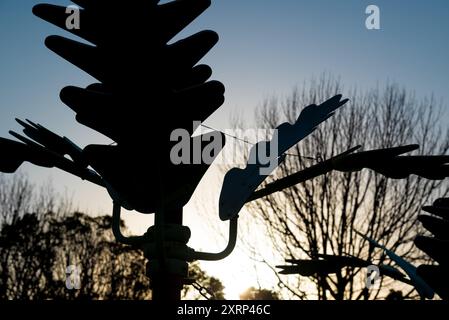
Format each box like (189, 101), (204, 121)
(2, 1), (449, 134)
(1, 0), (449, 298)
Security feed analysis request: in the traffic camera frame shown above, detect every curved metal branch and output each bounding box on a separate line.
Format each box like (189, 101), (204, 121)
(247, 146), (360, 202)
(112, 202), (144, 245)
(112, 202), (238, 261)
(190, 216), (239, 261)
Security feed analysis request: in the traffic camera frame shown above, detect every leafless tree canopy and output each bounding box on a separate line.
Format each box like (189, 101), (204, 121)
(242, 76), (449, 300)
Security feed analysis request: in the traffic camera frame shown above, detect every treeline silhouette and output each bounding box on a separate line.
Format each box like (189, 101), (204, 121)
(0, 174), (225, 300)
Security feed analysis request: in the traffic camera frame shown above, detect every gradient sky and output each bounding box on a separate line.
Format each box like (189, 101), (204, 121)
(1, 0), (449, 299)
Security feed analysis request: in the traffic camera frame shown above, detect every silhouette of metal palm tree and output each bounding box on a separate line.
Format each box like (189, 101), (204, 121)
(0, 0), (447, 301)
(1, 0), (228, 301)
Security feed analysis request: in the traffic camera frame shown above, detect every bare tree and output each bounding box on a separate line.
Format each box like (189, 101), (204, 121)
(237, 75), (449, 300)
(0, 173), (33, 226)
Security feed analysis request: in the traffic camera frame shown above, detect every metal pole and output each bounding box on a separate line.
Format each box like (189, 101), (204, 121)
(151, 207), (184, 301)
